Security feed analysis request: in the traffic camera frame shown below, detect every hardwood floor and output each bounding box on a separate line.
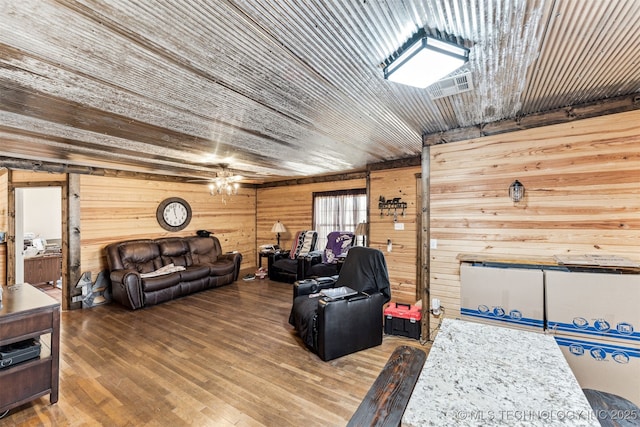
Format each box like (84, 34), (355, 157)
(3, 278), (429, 426)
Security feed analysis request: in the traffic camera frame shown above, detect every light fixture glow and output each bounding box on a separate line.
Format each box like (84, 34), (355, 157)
(208, 168), (241, 197)
(384, 34), (469, 89)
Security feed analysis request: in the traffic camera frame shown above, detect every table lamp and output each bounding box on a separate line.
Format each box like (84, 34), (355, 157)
(271, 221), (287, 248)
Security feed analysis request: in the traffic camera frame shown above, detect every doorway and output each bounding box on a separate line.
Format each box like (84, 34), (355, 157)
(15, 187), (63, 302)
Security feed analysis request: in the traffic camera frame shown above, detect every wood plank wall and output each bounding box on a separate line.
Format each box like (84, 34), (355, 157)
(256, 178), (366, 251)
(369, 167), (421, 304)
(0, 169), (6, 286)
(80, 175), (257, 277)
(257, 169), (421, 305)
(427, 109), (640, 330)
(0, 168), (7, 232)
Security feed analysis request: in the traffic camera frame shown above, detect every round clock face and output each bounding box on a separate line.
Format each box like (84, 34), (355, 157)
(156, 197), (192, 232)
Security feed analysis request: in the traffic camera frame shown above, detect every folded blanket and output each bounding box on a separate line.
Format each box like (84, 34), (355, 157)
(140, 263), (186, 278)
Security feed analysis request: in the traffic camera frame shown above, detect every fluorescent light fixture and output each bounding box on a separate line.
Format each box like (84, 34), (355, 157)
(384, 34), (469, 89)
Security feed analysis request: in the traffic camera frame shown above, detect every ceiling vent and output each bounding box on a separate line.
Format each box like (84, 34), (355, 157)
(428, 71), (473, 100)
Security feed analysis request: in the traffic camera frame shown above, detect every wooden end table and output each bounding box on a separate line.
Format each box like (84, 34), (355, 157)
(0, 283), (60, 413)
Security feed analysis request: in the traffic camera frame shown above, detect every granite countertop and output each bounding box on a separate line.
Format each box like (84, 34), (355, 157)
(402, 319), (599, 426)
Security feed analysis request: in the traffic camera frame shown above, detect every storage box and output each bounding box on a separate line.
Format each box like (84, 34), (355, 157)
(384, 303), (421, 339)
(555, 335), (640, 406)
(545, 270), (640, 343)
(460, 263), (544, 332)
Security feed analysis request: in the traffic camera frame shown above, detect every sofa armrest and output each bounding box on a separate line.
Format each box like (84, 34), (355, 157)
(218, 251), (243, 281)
(109, 269), (144, 310)
(316, 292), (386, 361)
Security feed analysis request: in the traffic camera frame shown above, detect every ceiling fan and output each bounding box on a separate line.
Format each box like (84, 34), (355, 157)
(188, 164), (243, 196)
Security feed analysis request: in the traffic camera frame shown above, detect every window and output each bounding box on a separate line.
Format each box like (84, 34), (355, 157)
(313, 189), (367, 249)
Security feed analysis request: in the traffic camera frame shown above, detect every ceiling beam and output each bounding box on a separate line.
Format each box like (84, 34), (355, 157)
(367, 155), (421, 171)
(423, 94), (640, 146)
(257, 171), (368, 188)
(0, 157), (218, 184)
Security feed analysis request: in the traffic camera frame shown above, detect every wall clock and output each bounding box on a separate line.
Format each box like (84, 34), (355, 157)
(156, 197), (192, 232)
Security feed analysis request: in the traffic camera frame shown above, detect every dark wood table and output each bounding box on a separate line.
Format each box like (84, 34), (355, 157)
(0, 283), (60, 413)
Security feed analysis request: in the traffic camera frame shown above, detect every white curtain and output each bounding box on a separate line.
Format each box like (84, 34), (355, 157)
(313, 191), (367, 249)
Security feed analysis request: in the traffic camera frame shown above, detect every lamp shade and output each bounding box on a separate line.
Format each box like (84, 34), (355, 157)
(271, 221), (287, 233)
(355, 222), (368, 236)
(384, 35), (469, 89)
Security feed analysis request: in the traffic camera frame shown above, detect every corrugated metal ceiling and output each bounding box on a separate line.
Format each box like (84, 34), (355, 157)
(1, 0), (638, 181)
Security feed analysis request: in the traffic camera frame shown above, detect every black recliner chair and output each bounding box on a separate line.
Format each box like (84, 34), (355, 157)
(268, 230), (318, 283)
(289, 247), (391, 361)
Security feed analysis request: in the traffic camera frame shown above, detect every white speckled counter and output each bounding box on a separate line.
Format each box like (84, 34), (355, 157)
(402, 319), (599, 426)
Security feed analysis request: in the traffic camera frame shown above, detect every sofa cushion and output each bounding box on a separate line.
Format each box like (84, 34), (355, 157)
(179, 265), (211, 282)
(141, 273), (181, 292)
(119, 242), (163, 273)
(157, 238), (193, 267)
(187, 237), (220, 264)
(272, 258), (298, 273)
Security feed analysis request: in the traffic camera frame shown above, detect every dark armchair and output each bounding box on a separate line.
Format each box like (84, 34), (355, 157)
(289, 247), (391, 361)
(268, 230), (318, 283)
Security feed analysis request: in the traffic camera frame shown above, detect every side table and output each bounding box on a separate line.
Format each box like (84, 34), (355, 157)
(0, 283), (60, 413)
(258, 251), (275, 269)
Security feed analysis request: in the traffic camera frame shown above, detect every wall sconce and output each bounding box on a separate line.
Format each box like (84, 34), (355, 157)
(509, 180), (525, 202)
(271, 221), (287, 247)
(378, 196), (407, 221)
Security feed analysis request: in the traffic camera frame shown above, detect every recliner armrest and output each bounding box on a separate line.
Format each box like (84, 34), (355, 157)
(217, 251), (243, 280)
(109, 269), (144, 309)
(316, 292), (386, 361)
(293, 277), (337, 299)
(110, 268), (138, 284)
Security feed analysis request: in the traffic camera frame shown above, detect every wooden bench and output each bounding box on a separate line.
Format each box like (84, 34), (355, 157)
(347, 345), (427, 427)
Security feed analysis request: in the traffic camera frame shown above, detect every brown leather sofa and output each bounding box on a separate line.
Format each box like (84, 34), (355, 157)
(105, 236), (242, 310)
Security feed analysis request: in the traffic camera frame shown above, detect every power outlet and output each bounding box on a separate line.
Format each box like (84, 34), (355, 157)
(431, 298), (441, 316)
(430, 238), (438, 249)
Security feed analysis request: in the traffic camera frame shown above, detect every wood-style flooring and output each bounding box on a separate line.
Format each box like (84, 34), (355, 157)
(3, 278), (429, 426)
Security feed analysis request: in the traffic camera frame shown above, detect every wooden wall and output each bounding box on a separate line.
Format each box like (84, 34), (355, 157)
(80, 175), (257, 277)
(0, 169), (7, 232)
(0, 169), (6, 286)
(257, 168), (421, 305)
(428, 109), (640, 328)
(369, 167), (421, 304)
(257, 178), (366, 251)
